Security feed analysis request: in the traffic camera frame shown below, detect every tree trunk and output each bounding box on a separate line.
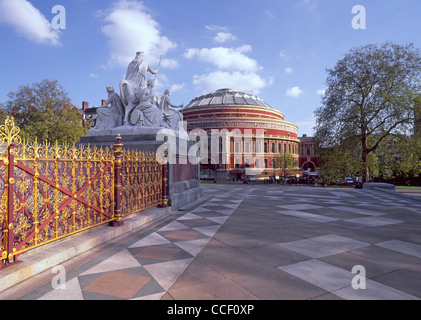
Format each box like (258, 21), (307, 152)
(361, 135), (370, 182)
(362, 151), (370, 182)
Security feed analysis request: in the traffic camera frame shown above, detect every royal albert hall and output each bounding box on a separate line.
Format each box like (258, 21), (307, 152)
(181, 88), (319, 182)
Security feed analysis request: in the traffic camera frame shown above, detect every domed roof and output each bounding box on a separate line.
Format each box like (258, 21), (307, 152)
(184, 88), (273, 109)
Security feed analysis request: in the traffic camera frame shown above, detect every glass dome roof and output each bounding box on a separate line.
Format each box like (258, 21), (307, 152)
(184, 88), (273, 109)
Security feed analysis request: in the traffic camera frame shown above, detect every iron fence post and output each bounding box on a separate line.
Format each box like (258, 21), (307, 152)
(110, 135), (124, 227)
(6, 143), (16, 263)
(159, 161), (169, 208)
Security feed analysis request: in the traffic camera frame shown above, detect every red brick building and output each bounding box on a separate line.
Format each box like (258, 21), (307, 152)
(181, 88), (319, 181)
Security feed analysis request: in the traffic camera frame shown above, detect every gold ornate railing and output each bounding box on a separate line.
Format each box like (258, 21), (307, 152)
(121, 149), (162, 217)
(0, 117), (166, 267)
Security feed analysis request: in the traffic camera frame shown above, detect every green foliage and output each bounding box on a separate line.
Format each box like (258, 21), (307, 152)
(1, 79), (86, 145)
(315, 42), (421, 182)
(273, 151), (298, 177)
(376, 134), (421, 182)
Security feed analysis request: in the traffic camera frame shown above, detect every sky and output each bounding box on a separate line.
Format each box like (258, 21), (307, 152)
(0, 0), (420, 136)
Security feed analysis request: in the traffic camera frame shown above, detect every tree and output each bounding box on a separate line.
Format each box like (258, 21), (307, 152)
(376, 133), (421, 185)
(315, 42), (421, 182)
(1, 79), (86, 145)
(274, 151), (297, 182)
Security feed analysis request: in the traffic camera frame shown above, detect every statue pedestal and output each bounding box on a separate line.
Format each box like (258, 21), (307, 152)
(79, 127), (201, 211)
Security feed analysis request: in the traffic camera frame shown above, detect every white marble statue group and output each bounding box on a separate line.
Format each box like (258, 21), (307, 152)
(90, 52), (183, 134)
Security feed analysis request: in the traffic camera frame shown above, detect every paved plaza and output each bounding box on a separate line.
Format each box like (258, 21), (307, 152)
(1, 184), (421, 300)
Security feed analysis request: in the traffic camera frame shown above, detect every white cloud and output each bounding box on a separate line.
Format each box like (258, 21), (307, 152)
(279, 50), (290, 60)
(264, 10), (275, 19)
(89, 73), (99, 78)
(185, 36), (272, 94)
(161, 58), (179, 69)
(0, 0), (61, 46)
(205, 25), (227, 32)
(214, 32), (237, 43)
(184, 45), (260, 73)
(192, 71), (271, 95)
(317, 88), (326, 96)
(296, 0), (319, 12)
(100, 0), (177, 68)
(296, 116), (317, 135)
(170, 83), (185, 93)
(285, 67), (293, 74)
(286, 86), (304, 98)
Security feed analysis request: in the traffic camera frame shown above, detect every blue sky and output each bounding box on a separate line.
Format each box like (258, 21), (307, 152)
(0, 0), (420, 136)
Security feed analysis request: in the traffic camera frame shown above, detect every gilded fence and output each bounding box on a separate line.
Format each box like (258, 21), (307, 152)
(0, 117), (166, 268)
(120, 149), (163, 217)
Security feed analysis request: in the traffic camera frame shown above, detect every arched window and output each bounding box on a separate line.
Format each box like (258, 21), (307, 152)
(271, 143), (275, 153)
(235, 141), (240, 153)
(264, 142), (268, 153)
(244, 141), (250, 153)
(254, 141), (260, 153)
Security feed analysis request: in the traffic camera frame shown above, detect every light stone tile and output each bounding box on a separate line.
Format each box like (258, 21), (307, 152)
(131, 292), (166, 300)
(80, 249), (141, 275)
(207, 216), (229, 224)
(157, 221), (189, 232)
(278, 239), (345, 258)
(190, 207), (212, 213)
(310, 234), (369, 251)
(284, 193), (338, 200)
(279, 260), (420, 300)
(278, 259), (352, 292)
(128, 232), (171, 248)
(174, 238), (211, 257)
(144, 258), (193, 290)
(277, 210), (339, 223)
(277, 204), (323, 210)
(38, 277), (84, 300)
(330, 206), (384, 216)
(333, 280), (419, 300)
(346, 217), (403, 227)
(177, 213), (203, 220)
(193, 225), (221, 238)
(376, 240), (421, 259)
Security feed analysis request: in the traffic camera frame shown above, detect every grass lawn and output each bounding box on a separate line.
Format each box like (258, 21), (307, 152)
(396, 186), (421, 190)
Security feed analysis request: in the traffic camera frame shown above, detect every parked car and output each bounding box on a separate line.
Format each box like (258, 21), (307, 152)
(339, 177), (355, 187)
(247, 177), (259, 182)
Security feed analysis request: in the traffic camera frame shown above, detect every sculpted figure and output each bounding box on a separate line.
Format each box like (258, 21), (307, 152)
(129, 79), (165, 127)
(160, 89), (184, 130)
(125, 51), (159, 89)
(93, 86), (125, 130)
(120, 52), (160, 125)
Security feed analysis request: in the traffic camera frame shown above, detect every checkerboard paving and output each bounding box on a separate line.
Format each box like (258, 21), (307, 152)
(36, 196), (243, 300)
(8, 185), (421, 300)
